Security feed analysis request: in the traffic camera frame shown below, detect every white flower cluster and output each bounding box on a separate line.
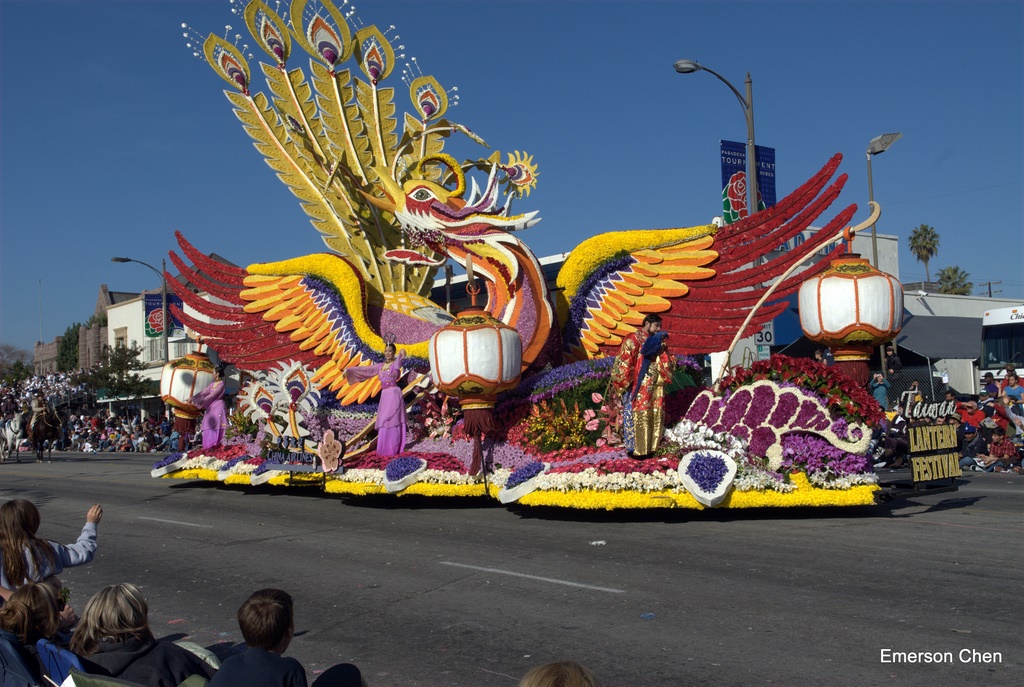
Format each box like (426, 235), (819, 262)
(531, 468), (679, 493)
(733, 464), (795, 493)
(664, 420), (749, 462)
(335, 468), (386, 484)
(491, 468), (512, 488)
(232, 462), (259, 475)
(181, 455), (226, 471)
(807, 471), (879, 490)
(419, 469), (481, 485)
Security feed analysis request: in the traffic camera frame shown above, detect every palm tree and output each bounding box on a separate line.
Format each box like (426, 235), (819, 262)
(908, 224), (940, 282)
(936, 266), (973, 295)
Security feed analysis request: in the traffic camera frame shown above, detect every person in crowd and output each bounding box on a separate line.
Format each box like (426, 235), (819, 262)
(999, 364), (1017, 392)
(70, 582), (216, 687)
(958, 398), (986, 429)
(958, 424), (988, 471)
(0, 500), (102, 602)
(208, 588), (309, 687)
(519, 661), (601, 687)
(869, 372), (889, 410)
(1000, 373), (1023, 403)
(190, 364), (229, 450)
(344, 341), (408, 457)
(981, 372), (999, 396)
(609, 314), (675, 458)
(976, 427), (1021, 473)
(0, 582), (63, 684)
(885, 345), (902, 377)
(813, 349), (834, 367)
(874, 405), (909, 469)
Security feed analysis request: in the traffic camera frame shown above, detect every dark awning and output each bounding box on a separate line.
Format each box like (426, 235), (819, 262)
(893, 315), (981, 360)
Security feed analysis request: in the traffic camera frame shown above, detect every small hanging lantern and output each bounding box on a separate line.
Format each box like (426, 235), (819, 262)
(428, 257), (523, 474)
(799, 254), (903, 385)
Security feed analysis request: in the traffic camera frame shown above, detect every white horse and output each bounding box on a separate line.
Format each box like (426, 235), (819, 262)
(1, 411), (25, 463)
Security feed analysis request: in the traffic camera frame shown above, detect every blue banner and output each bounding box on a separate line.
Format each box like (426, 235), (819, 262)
(720, 140), (777, 223)
(144, 294), (184, 337)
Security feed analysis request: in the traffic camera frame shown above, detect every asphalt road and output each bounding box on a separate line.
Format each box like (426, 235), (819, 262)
(1, 452), (1021, 687)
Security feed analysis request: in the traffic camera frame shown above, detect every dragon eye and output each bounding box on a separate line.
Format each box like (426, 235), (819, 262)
(412, 188), (433, 201)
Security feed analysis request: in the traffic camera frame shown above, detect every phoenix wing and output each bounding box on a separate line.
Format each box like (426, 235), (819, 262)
(556, 154), (854, 359)
(167, 232), (437, 404)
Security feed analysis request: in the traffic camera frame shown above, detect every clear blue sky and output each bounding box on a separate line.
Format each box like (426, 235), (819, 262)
(2, 0), (1022, 354)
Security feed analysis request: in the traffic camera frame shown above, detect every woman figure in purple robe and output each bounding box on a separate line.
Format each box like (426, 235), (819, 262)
(345, 342), (406, 456)
(190, 364), (228, 450)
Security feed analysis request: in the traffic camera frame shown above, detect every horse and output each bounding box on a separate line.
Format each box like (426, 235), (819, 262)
(0, 411), (25, 463)
(27, 407), (62, 462)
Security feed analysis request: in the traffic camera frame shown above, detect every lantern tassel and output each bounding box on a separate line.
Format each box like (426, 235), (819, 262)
(463, 407), (496, 475)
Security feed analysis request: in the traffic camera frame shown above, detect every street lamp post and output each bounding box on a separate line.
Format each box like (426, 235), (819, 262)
(674, 59), (758, 220)
(111, 256), (169, 364)
(866, 132), (903, 267)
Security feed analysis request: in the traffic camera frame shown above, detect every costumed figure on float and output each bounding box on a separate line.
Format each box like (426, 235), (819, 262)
(190, 363), (229, 451)
(343, 339), (407, 457)
(608, 315), (675, 458)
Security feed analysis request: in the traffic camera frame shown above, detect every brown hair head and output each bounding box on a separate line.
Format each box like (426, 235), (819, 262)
(237, 588), (294, 651)
(69, 583), (154, 656)
(519, 661), (601, 687)
(0, 582), (60, 644)
(0, 500), (56, 587)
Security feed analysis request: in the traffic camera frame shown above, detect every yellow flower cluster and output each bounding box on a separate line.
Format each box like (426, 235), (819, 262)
(223, 474), (253, 486)
(267, 472), (326, 487)
(516, 472), (878, 511)
(163, 469), (219, 482)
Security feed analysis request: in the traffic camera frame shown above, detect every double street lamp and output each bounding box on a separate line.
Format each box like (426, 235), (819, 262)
(866, 132), (903, 268)
(111, 256), (169, 364)
(674, 59), (758, 220)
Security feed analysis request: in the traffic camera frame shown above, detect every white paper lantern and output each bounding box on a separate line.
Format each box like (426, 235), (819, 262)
(160, 351), (216, 419)
(428, 308), (522, 406)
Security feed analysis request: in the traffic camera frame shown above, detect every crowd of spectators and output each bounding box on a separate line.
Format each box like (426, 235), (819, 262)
(870, 362), (1024, 474)
(2, 373), (190, 455)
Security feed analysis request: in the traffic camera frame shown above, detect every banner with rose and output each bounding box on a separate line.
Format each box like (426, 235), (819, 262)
(719, 140), (777, 224)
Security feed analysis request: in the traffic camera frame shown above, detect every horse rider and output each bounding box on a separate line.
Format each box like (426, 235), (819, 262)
(1, 393), (18, 423)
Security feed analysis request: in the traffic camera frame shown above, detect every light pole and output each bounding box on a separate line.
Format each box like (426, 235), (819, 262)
(111, 256), (169, 364)
(866, 132), (902, 267)
(674, 59), (758, 220)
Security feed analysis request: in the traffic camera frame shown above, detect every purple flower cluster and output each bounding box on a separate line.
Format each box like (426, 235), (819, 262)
(511, 358), (614, 403)
(253, 461), (281, 476)
(505, 461), (545, 489)
(686, 452), (729, 493)
(385, 457), (425, 482)
(780, 433), (870, 476)
(152, 453), (185, 470)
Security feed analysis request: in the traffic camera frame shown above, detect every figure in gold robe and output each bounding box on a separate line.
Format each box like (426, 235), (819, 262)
(609, 314), (675, 457)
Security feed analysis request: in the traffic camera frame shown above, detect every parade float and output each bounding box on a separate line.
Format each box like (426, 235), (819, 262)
(154, 0), (904, 510)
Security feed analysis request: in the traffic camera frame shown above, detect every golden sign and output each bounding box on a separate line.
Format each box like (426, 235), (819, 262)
(911, 453), (962, 482)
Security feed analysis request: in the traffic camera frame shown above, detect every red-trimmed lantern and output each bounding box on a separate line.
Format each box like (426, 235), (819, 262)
(799, 254), (903, 385)
(160, 350), (216, 419)
(429, 305), (522, 473)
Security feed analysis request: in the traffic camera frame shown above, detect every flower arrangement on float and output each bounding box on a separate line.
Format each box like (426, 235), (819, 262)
(153, 353), (879, 509)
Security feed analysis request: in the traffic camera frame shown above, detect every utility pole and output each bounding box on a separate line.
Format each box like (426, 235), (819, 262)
(978, 281), (1002, 298)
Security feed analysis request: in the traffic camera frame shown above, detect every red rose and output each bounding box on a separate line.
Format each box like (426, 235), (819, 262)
(726, 172), (749, 218)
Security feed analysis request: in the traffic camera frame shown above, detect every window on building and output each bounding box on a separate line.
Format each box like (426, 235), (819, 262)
(114, 328), (127, 348)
